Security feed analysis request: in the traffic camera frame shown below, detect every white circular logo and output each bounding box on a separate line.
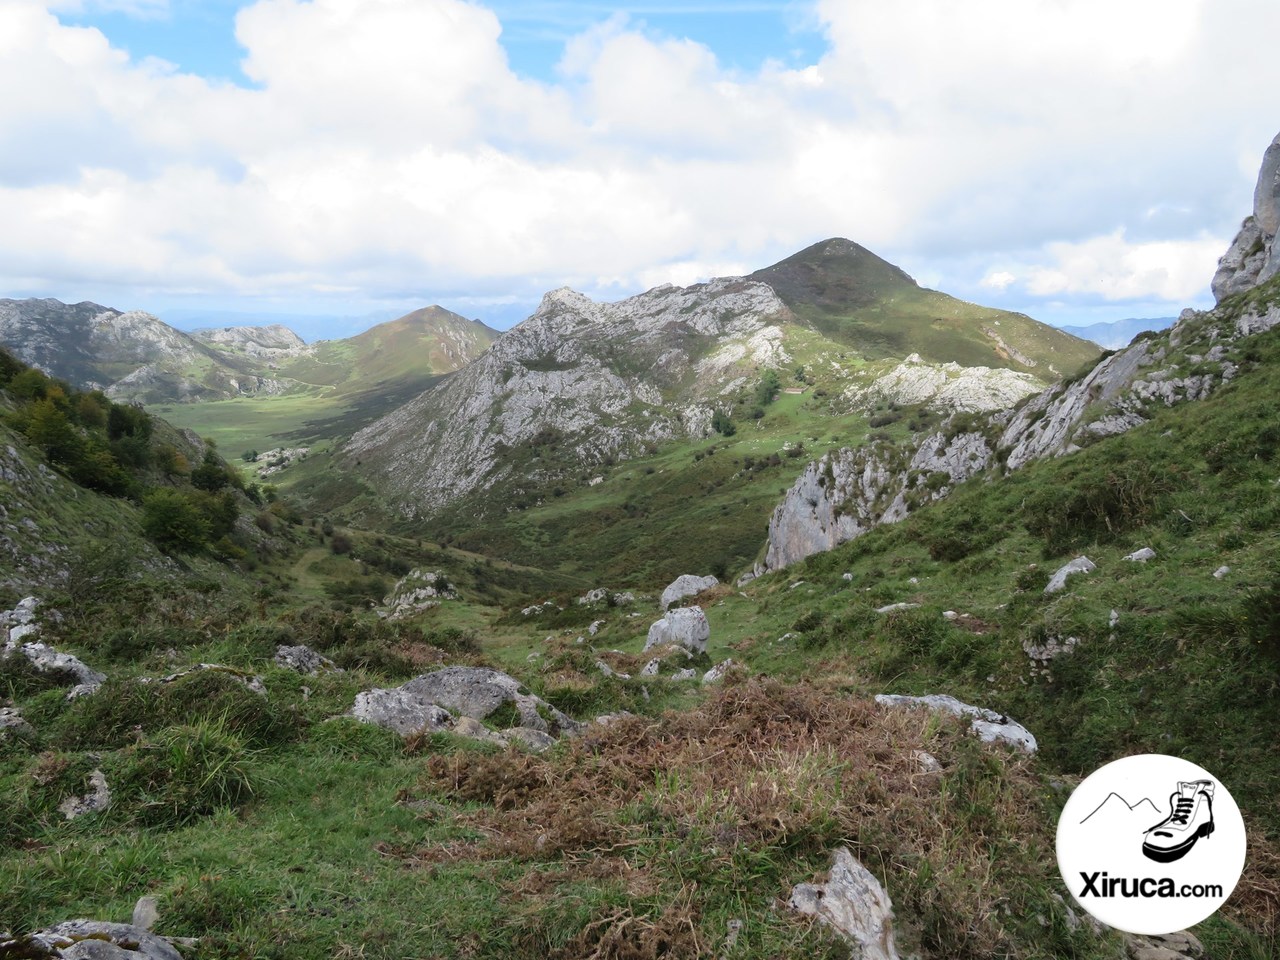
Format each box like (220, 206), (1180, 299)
(1057, 754), (1246, 935)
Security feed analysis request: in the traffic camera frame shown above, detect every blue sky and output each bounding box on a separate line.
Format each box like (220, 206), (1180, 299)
(57, 1), (829, 84)
(5, 1), (1277, 338)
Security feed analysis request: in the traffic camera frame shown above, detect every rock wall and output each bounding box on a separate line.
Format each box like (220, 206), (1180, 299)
(1212, 131), (1280, 301)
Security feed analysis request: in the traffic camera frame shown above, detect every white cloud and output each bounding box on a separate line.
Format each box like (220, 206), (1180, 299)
(1, 0), (1278, 326)
(981, 270), (1016, 291)
(1023, 231), (1226, 302)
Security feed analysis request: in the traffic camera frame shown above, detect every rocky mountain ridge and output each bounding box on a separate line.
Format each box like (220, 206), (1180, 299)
(343, 240), (1095, 520)
(764, 129), (1280, 572)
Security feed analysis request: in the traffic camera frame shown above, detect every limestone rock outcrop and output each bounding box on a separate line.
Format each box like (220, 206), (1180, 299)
(1212, 131), (1280, 301)
(660, 574), (718, 611)
(380, 569), (456, 619)
(789, 847), (901, 960)
(875, 693), (1037, 753)
(765, 428), (992, 571)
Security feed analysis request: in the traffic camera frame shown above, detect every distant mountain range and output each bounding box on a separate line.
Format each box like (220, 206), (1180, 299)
(0, 300), (498, 405)
(1055, 317), (1175, 350)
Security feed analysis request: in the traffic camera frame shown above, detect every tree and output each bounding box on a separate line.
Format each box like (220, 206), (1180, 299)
(191, 450), (230, 492)
(753, 370), (781, 408)
(141, 489), (211, 553)
(24, 398), (84, 465)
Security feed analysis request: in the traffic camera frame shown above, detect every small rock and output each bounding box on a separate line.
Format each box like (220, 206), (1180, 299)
(640, 658), (661, 677)
(789, 580), (807, 590)
(908, 577), (919, 584)
(788, 847), (901, 960)
(911, 750), (942, 773)
(58, 770), (111, 820)
(131, 897), (159, 932)
(499, 727), (557, 752)
(588, 620), (605, 636)
(672, 668), (698, 681)
(1109, 609), (1120, 629)
(842, 572), (854, 581)
(702, 660), (736, 685)
(1044, 556), (1096, 595)
(1213, 565), (1230, 579)
(942, 610), (958, 620)
(875, 602), (919, 614)
(0, 706), (34, 737)
(1124, 547), (1156, 562)
(273, 644), (339, 675)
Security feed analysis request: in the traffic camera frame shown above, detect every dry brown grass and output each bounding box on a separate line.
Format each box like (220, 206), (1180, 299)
(401, 678), (1066, 958)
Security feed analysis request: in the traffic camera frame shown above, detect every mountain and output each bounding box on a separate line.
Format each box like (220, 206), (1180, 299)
(751, 239), (1097, 374)
(273, 306), (497, 395)
(1056, 317), (1175, 350)
(0, 299), (288, 404)
(0, 300), (496, 412)
(340, 241), (1098, 524)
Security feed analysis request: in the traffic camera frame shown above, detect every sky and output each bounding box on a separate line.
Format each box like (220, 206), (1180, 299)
(2, 0), (1277, 339)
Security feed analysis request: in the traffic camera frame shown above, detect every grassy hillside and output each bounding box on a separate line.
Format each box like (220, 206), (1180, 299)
(3, 319), (1278, 959)
(754, 239), (1099, 375)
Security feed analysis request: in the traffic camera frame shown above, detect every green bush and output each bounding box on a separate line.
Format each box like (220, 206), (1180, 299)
(141, 488), (211, 552)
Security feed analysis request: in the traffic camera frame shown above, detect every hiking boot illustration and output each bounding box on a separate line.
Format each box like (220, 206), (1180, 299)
(1143, 780), (1215, 863)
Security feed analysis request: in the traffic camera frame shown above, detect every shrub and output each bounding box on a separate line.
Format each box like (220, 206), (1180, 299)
(141, 488), (211, 552)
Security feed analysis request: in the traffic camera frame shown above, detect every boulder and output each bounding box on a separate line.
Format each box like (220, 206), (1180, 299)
(274, 644), (339, 675)
(788, 847), (901, 960)
(660, 574), (718, 611)
(352, 688), (453, 736)
(353, 667), (582, 739)
(644, 606), (709, 655)
(1, 921), (184, 959)
(875, 602), (919, 614)
(1044, 556), (1096, 595)
(875, 693), (1037, 753)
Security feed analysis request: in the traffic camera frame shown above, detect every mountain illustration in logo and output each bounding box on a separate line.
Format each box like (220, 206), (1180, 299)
(1080, 792), (1162, 826)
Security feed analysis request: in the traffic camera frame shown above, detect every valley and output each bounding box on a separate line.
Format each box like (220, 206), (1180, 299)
(2, 140), (1279, 960)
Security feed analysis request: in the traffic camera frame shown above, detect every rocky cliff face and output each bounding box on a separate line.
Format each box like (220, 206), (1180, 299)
(764, 130), (1280, 572)
(1212, 131), (1280, 300)
(345, 278), (794, 516)
(191, 324), (307, 360)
